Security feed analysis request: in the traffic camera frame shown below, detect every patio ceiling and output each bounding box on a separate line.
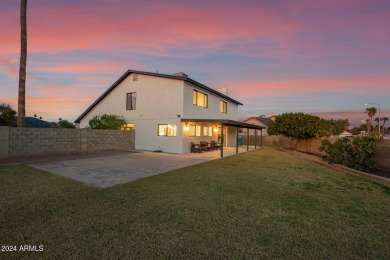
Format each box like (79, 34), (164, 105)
(180, 119), (265, 130)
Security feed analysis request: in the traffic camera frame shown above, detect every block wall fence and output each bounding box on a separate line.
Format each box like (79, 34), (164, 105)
(0, 126), (135, 159)
(244, 135), (390, 172)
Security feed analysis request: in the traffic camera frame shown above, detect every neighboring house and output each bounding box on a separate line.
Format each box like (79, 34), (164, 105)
(75, 70), (263, 154)
(240, 115), (275, 136)
(14, 117), (61, 128)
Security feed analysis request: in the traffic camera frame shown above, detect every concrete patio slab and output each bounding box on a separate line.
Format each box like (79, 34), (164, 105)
(29, 146), (259, 188)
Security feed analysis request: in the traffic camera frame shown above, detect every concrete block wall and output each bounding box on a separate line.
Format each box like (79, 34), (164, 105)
(0, 126), (134, 159)
(375, 140), (390, 171)
(0, 127), (10, 159)
(82, 129), (135, 153)
(9, 128), (80, 157)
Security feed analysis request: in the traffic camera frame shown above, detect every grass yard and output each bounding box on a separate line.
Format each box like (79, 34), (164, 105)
(1, 147), (389, 259)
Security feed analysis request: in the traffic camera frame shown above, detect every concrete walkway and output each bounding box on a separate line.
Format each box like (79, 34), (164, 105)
(29, 146), (259, 188)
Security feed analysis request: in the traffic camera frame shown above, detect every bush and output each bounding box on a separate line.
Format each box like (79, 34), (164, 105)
(0, 103), (17, 126)
(58, 120), (76, 128)
(88, 114), (126, 130)
(319, 137), (376, 172)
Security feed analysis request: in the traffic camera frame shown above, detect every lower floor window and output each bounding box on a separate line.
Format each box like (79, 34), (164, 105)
(121, 123), (134, 130)
(158, 124), (177, 136)
(203, 126), (213, 136)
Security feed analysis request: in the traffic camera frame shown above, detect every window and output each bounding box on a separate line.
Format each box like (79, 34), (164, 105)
(133, 73), (138, 81)
(189, 125), (202, 137)
(193, 90), (208, 108)
(220, 100), (227, 113)
(158, 124), (177, 136)
(126, 92), (136, 110)
(203, 126), (213, 136)
(121, 123), (134, 130)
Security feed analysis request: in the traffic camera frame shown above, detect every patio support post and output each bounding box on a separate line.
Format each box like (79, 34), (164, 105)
(220, 125), (224, 158)
(261, 129), (263, 147)
(236, 127), (239, 154)
(254, 129), (257, 149)
(247, 128), (249, 151)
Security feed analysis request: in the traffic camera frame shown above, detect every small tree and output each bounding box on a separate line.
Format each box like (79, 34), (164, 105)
(0, 103), (17, 126)
(88, 114), (126, 130)
(58, 119), (76, 128)
(268, 112), (330, 149)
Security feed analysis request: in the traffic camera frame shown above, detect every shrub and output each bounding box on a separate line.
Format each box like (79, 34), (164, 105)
(319, 136), (376, 172)
(58, 120), (76, 128)
(88, 114), (126, 130)
(0, 103), (17, 126)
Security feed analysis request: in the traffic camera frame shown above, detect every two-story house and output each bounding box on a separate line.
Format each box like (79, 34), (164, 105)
(75, 70), (263, 154)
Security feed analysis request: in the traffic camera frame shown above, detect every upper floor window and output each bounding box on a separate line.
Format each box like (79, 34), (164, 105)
(127, 92), (136, 110)
(158, 124), (177, 136)
(193, 90), (208, 108)
(133, 73), (138, 81)
(220, 100), (227, 113)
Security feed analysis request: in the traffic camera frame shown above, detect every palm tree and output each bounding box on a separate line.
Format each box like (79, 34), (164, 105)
(17, 0), (27, 127)
(381, 117), (389, 135)
(374, 117), (380, 135)
(365, 107), (377, 136)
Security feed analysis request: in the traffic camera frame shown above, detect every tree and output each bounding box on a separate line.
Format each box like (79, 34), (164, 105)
(365, 107), (377, 136)
(327, 119), (350, 136)
(58, 119), (76, 129)
(0, 103), (17, 126)
(267, 112), (330, 149)
(381, 117), (389, 135)
(17, 0), (27, 127)
(88, 114), (126, 130)
(374, 117), (380, 135)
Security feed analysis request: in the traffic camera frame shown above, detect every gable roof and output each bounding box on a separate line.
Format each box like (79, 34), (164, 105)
(75, 70), (243, 123)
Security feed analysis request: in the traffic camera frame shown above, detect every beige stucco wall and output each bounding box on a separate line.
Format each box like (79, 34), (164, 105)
(78, 74), (185, 153)
(79, 74), (184, 127)
(182, 82), (239, 120)
(78, 73), (241, 154)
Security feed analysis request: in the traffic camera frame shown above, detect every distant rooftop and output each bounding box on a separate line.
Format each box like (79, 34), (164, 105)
(14, 117), (61, 128)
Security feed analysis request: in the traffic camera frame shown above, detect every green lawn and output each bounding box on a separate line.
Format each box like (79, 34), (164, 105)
(1, 147), (389, 259)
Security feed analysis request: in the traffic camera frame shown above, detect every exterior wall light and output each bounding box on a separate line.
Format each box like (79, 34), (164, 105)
(184, 123), (189, 131)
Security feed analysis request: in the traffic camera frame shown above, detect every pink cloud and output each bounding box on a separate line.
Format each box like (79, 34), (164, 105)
(225, 75), (390, 99)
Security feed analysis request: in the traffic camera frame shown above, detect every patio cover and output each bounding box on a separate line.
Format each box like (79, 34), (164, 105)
(181, 119), (265, 157)
(180, 119), (265, 130)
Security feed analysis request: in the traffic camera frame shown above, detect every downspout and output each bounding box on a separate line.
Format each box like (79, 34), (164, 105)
(236, 127), (239, 154)
(220, 125), (224, 158)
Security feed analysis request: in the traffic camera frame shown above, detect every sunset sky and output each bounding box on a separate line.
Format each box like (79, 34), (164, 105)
(1, 0), (389, 125)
